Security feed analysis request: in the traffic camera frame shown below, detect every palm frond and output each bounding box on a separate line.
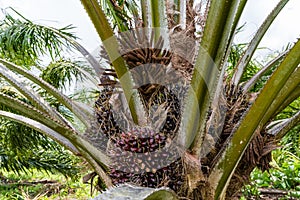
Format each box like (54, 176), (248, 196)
(80, 0), (146, 124)
(261, 64), (300, 124)
(99, 0), (130, 31)
(0, 142), (80, 177)
(227, 43), (262, 83)
(41, 59), (91, 90)
(0, 63), (69, 124)
(210, 38), (300, 199)
(270, 110), (300, 138)
(242, 50), (287, 93)
(0, 109), (80, 177)
(149, 0), (168, 42)
(140, 0), (149, 27)
(0, 59), (93, 128)
(231, 0), (289, 87)
(0, 7), (77, 67)
(180, 0), (247, 154)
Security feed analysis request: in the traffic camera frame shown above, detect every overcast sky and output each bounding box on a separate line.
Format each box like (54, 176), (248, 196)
(0, 0), (299, 60)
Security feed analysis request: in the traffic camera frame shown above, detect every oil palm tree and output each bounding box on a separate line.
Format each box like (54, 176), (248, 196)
(0, 0), (299, 199)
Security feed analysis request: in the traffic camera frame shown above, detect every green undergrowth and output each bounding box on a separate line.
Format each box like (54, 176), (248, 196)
(241, 148), (300, 200)
(0, 168), (98, 200)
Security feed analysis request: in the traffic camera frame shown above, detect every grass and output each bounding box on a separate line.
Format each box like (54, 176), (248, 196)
(0, 169), (98, 200)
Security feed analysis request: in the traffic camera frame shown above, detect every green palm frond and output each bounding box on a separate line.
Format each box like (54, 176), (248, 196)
(231, 0), (289, 86)
(211, 38), (300, 199)
(99, 0), (140, 31)
(227, 43), (262, 83)
(0, 8), (77, 67)
(0, 139), (80, 177)
(243, 50), (287, 93)
(81, 0), (146, 124)
(41, 59), (92, 90)
(0, 89), (79, 177)
(0, 59), (93, 127)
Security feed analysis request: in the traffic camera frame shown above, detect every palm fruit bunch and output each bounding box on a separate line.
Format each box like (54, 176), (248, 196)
(83, 86), (120, 152)
(222, 84), (250, 136)
(86, 29), (187, 193)
(222, 84), (277, 174)
(108, 126), (181, 173)
(113, 127), (167, 153)
(119, 29), (185, 138)
(109, 154), (184, 192)
(108, 126), (184, 191)
(110, 30), (185, 191)
(201, 84), (251, 166)
(119, 30), (172, 69)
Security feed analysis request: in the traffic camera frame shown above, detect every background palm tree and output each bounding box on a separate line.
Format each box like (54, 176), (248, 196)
(0, 0), (299, 199)
(0, 8), (91, 178)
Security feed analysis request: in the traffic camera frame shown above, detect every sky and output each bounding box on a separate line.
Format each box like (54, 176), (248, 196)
(0, 0), (299, 60)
